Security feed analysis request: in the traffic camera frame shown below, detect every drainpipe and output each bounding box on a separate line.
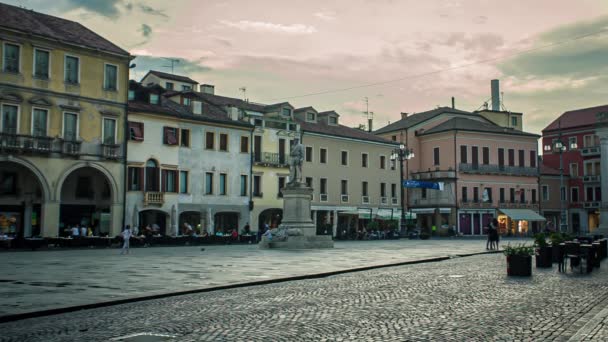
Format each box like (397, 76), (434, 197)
(454, 130), (458, 232)
(122, 62), (130, 231)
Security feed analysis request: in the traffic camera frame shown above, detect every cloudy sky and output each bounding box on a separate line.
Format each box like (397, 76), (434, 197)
(7, 0), (608, 134)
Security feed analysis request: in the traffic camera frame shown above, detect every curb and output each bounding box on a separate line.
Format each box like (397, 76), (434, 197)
(0, 250), (500, 324)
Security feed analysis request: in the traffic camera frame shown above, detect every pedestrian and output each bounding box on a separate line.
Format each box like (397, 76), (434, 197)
(486, 221), (494, 250)
(121, 225), (131, 255)
(263, 227), (273, 241)
(491, 218), (500, 250)
(71, 224), (80, 238)
(80, 225), (87, 238)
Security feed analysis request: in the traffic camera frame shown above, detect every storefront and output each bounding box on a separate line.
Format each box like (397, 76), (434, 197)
(498, 209), (546, 236)
(458, 209), (495, 235)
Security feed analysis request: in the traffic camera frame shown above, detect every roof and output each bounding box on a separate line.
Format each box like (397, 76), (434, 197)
(374, 107), (475, 134)
(318, 110), (340, 117)
(419, 117), (540, 138)
(297, 118), (396, 145)
(0, 2), (129, 56)
(143, 70), (199, 85)
(543, 104), (608, 132)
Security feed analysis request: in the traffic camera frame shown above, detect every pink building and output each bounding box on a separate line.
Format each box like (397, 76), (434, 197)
(375, 106), (541, 236)
(540, 104), (607, 234)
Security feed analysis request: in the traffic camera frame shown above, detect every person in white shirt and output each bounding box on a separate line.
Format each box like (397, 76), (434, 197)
(71, 226), (80, 237)
(263, 228), (272, 241)
(121, 225), (132, 255)
(80, 226), (87, 237)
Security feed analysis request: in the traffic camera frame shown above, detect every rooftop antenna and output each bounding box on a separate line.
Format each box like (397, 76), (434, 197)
(163, 58), (180, 74)
(363, 97), (374, 132)
(239, 87), (247, 101)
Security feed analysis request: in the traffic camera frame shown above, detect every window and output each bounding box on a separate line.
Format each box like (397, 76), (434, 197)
(180, 129), (190, 147)
(520, 189), (525, 203)
(192, 101), (202, 114)
(182, 85), (191, 91)
(472, 146), (479, 166)
(542, 185), (549, 201)
(32, 108), (48, 136)
(184, 97), (191, 106)
(561, 187), (566, 201)
(320, 178), (327, 194)
(206, 132), (215, 149)
(219, 173), (227, 195)
(510, 188), (515, 203)
(104, 64), (118, 90)
(305, 146), (313, 162)
(421, 187), (427, 199)
(205, 173), (213, 195)
(511, 116), (517, 127)
(362, 153), (368, 167)
(341, 180), (348, 195)
(128, 121), (144, 141)
(433, 147), (439, 165)
(508, 149), (514, 166)
(518, 150), (524, 167)
(531, 189), (537, 204)
(163, 127), (178, 145)
(380, 183), (386, 197)
(586, 187), (594, 201)
(128, 90), (135, 101)
(305, 177), (313, 188)
(306, 112), (315, 121)
(341, 151), (348, 165)
(391, 183), (397, 198)
(569, 163), (578, 178)
(329, 116), (338, 125)
(1, 104), (18, 134)
(63, 112), (78, 141)
(530, 151), (536, 168)
(240, 136), (249, 153)
(320, 148), (327, 163)
(0, 172), (17, 195)
(460, 145), (467, 163)
(253, 175), (261, 197)
(462, 186), (468, 202)
(380, 156), (386, 169)
(179, 171), (188, 194)
(391, 135), (397, 141)
(499, 188), (505, 203)
(571, 187), (579, 203)
(163, 170), (177, 193)
(219, 133), (228, 151)
(569, 137), (578, 150)
(498, 148), (505, 167)
(3, 43), (19, 72)
(482, 147), (489, 165)
(145, 159), (159, 191)
(278, 177), (285, 197)
(362, 181), (368, 197)
(34, 49), (49, 79)
(165, 82), (174, 90)
(282, 108), (291, 116)
(64, 55), (79, 84)
(150, 93), (159, 104)
(473, 187), (479, 202)
(240, 175), (248, 196)
(127, 167), (142, 191)
(484, 187), (492, 202)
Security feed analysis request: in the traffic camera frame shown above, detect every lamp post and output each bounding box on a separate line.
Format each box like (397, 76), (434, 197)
(391, 144), (415, 234)
(553, 138), (568, 232)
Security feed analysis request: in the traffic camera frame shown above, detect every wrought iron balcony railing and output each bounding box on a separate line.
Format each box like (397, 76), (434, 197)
(253, 152), (290, 167)
(459, 163), (538, 177)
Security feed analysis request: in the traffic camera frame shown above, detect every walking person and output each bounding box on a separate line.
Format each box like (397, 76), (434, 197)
(121, 225), (132, 255)
(491, 218), (500, 250)
(486, 222), (494, 250)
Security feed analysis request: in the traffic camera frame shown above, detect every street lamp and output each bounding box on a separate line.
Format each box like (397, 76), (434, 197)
(391, 144), (415, 234)
(553, 138), (568, 232)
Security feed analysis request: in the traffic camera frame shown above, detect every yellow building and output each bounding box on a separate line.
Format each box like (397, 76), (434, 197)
(0, 3), (131, 237)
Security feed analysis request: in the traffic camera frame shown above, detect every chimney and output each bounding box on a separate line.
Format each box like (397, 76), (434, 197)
(368, 118), (373, 132)
(451, 97), (455, 109)
(491, 79), (500, 111)
(401, 112), (408, 119)
(201, 84), (215, 95)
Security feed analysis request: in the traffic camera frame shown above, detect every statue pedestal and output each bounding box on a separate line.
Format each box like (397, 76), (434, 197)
(259, 182), (333, 249)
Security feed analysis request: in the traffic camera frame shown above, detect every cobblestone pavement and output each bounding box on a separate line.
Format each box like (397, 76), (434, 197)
(1, 253), (607, 342)
(0, 239), (523, 316)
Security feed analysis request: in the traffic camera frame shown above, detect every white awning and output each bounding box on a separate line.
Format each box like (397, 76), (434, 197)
(499, 209), (546, 221)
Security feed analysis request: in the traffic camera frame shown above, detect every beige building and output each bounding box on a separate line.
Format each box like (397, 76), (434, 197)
(0, 4), (131, 237)
(296, 108), (401, 237)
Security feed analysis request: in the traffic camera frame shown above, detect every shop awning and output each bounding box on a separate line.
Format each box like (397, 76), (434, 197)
(499, 209), (546, 221)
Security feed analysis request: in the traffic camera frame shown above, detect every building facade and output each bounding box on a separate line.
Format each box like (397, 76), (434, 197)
(0, 3), (131, 237)
(540, 104), (607, 234)
(126, 82), (253, 235)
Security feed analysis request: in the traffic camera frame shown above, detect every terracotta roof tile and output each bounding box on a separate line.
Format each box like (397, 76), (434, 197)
(374, 107), (476, 134)
(145, 70), (199, 85)
(420, 117), (540, 137)
(543, 104), (608, 132)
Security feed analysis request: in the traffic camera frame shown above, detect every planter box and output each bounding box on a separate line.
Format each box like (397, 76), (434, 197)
(535, 246), (552, 268)
(507, 255), (532, 276)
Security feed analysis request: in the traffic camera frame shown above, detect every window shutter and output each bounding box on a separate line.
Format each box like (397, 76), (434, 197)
(175, 171), (180, 193)
(139, 167), (144, 191)
(162, 170), (167, 192)
(127, 167), (133, 190)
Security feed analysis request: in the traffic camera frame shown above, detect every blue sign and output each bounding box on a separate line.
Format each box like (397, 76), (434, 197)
(403, 180), (444, 190)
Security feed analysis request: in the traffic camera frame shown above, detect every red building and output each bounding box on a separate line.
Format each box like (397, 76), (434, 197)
(540, 104), (606, 233)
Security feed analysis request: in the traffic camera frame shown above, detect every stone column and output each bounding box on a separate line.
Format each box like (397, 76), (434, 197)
(332, 210), (338, 237)
(596, 122), (608, 236)
(23, 201), (33, 237)
(42, 201), (60, 237)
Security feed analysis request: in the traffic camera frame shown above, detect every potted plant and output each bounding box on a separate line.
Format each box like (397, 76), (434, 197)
(549, 232), (565, 263)
(534, 233), (552, 268)
(503, 243), (534, 276)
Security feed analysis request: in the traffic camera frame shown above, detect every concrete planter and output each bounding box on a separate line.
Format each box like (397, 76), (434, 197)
(507, 255), (532, 276)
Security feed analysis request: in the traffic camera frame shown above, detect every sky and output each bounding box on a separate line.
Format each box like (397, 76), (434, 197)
(6, 0), (608, 134)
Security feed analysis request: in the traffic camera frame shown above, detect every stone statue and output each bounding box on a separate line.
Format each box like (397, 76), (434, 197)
(288, 138), (304, 185)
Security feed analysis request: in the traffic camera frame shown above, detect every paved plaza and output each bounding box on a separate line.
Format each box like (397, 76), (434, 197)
(1, 252), (608, 341)
(1, 239), (509, 317)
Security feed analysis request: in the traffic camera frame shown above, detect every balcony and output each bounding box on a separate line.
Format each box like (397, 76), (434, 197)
(584, 201), (600, 209)
(61, 140), (82, 156)
(253, 152), (290, 167)
(320, 194), (328, 202)
(101, 144), (120, 159)
(144, 192), (164, 205)
(362, 196), (370, 204)
(459, 200), (494, 209)
(411, 170), (456, 180)
(391, 198), (398, 205)
(583, 175), (601, 183)
(0, 133), (53, 154)
(341, 194), (349, 203)
(381, 197), (388, 205)
(459, 163), (538, 177)
(581, 146), (600, 157)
